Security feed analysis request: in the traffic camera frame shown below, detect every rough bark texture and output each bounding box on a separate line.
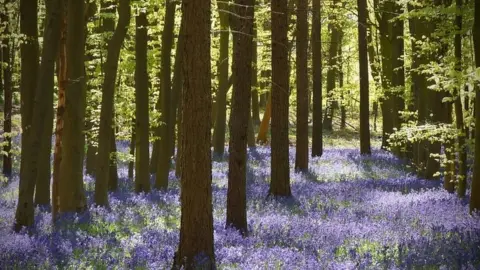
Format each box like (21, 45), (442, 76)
(135, 10), (151, 194)
(269, 0), (291, 197)
(19, 0), (39, 196)
(358, 0), (371, 155)
(58, 0), (87, 213)
(15, 0), (62, 230)
(155, 0), (177, 190)
(94, 0), (130, 206)
(295, 0), (309, 171)
(311, 0), (323, 157)
(173, 0), (215, 266)
(226, 0), (254, 236)
(1, 2), (12, 176)
(212, 0), (230, 156)
(470, 0), (480, 212)
(52, 5), (67, 220)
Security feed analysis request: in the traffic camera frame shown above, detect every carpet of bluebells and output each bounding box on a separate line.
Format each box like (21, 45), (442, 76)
(1, 141), (480, 269)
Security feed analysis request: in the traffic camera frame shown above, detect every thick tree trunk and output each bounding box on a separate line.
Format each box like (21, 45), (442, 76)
(311, 0), (323, 157)
(469, 0), (480, 212)
(226, 0), (254, 235)
(155, 0), (176, 190)
(269, 0), (291, 197)
(173, 0), (215, 266)
(58, 0), (88, 213)
(52, 6), (67, 220)
(358, 0), (371, 154)
(15, 0), (62, 230)
(19, 0), (39, 200)
(135, 9), (151, 193)
(212, 0), (230, 157)
(94, 0), (130, 206)
(295, 0), (309, 171)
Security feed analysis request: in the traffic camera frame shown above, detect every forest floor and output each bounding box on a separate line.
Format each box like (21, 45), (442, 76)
(0, 133), (479, 269)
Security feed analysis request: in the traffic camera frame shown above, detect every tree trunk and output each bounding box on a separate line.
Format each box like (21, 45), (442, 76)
(212, 0), (230, 156)
(358, 0), (371, 154)
(134, 9), (151, 194)
(108, 126), (118, 191)
(155, 0), (176, 190)
(454, 0), (467, 197)
(252, 25), (261, 125)
(311, 0), (323, 157)
(469, 0), (480, 212)
(324, 0), (339, 131)
(52, 6), (67, 220)
(295, 0), (309, 171)
(94, 0), (130, 206)
(128, 118), (135, 179)
(15, 0), (63, 230)
(19, 0), (39, 203)
(269, 0), (291, 197)
(1, 1), (13, 176)
(173, 0), (215, 266)
(226, 0), (254, 235)
(58, 0), (88, 213)
(256, 93), (271, 144)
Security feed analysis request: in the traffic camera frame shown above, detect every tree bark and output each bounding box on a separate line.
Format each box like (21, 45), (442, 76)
(94, 0), (130, 206)
(15, 0), (63, 230)
(173, 0), (215, 266)
(358, 0), (371, 154)
(155, 0), (177, 190)
(212, 0), (230, 156)
(295, 0), (309, 171)
(311, 0), (323, 157)
(470, 0), (480, 212)
(135, 9), (151, 194)
(269, 0), (291, 197)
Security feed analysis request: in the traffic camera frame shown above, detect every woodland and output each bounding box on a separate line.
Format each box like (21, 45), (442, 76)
(0, 0), (480, 268)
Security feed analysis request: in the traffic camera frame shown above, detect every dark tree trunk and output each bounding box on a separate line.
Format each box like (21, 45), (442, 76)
(58, 0), (88, 213)
(311, 0), (323, 157)
(226, 0), (254, 236)
(358, 0), (371, 154)
(295, 0), (309, 171)
(128, 118), (135, 179)
(454, 0), (467, 197)
(155, 0), (176, 190)
(108, 126), (118, 191)
(94, 0), (130, 206)
(269, 0), (291, 197)
(135, 9), (151, 194)
(470, 0), (480, 212)
(212, 0), (230, 157)
(15, 0), (63, 230)
(173, 0), (215, 266)
(19, 0), (39, 200)
(1, 3), (12, 176)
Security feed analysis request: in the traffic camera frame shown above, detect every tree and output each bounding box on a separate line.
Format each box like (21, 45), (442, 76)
(94, 0), (131, 206)
(294, 0), (309, 171)
(134, 8), (150, 194)
(58, 0), (88, 213)
(357, 0), (370, 154)
(470, 0), (480, 213)
(15, 0), (62, 230)
(323, 0), (340, 131)
(212, 0), (230, 156)
(269, 0), (291, 197)
(226, 0), (254, 236)
(155, 0), (177, 190)
(173, 0), (215, 266)
(311, 0), (323, 157)
(1, 0), (13, 176)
